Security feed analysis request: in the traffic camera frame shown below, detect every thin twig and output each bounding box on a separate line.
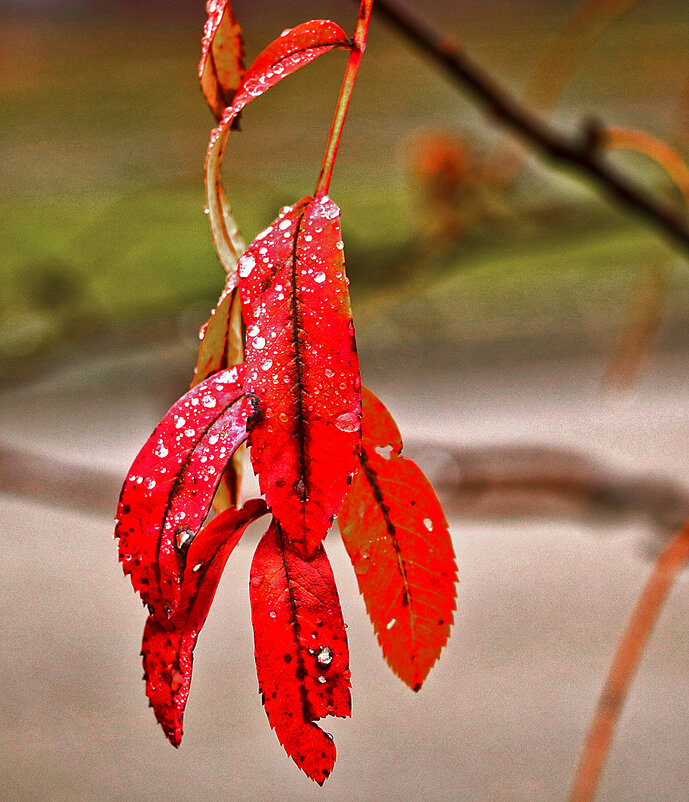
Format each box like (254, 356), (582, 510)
(568, 522), (689, 802)
(365, 0), (689, 257)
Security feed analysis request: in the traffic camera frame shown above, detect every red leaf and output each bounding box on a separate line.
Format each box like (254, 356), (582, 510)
(338, 386), (458, 691)
(116, 365), (253, 618)
(205, 20), (350, 283)
(142, 499), (268, 746)
(249, 520), (351, 785)
(199, 0), (246, 120)
(238, 196), (362, 556)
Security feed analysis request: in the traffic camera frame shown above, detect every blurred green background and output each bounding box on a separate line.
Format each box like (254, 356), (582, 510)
(1, 0), (688, 377)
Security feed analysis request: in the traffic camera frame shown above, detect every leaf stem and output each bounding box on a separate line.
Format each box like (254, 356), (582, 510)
(569, 522), (689, 802)
(314, 0), (374, 197)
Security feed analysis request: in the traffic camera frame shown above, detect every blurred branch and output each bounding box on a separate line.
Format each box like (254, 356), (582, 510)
(568, 521), (689, 802)
(5, 440), (689, 542)
(366, 0), (689, 258)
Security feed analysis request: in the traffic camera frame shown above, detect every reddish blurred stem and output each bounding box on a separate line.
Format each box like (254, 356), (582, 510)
(315, 0), (374, 197)
(569, 522), (689, 802)
(364, 0), (689, 258)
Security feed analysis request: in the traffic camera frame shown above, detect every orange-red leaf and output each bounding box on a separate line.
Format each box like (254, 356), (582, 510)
(238, 196), (362, 556)
(192, 280), (246, 510)
(116, 365), (253, 618)
(142, 499), (267, 746)
(205, 20), (350, 283)
(338, 386), (457, 690)
(249, 519), (351, 784)
(199, 0), (246, 120)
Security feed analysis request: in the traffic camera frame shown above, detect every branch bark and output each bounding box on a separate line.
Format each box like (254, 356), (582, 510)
(366, 0), (689, 258)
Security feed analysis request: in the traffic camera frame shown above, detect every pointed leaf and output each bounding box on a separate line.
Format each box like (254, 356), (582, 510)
(142, 499), (268, 746)
(199, 0), (246, 120)
(338, 386), (458, 690)
(205, 20), (350, 282)
(249, 520), (351, 785)
(239, 196), (362, 555)
(116, 365), (253, 618)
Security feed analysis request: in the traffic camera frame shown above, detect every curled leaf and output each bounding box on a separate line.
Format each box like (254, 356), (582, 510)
(199, 0), (246, 120)
(239, 195), (362, 556)
(338, 386), (457, 691)
(250, 520), (351, 784)
(205, 20), (350, 285)
(116, 365), (253, 618)
(143, 499), (268, 746)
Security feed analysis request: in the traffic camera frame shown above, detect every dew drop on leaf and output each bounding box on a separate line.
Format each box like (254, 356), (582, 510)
(335, 412), (359, 433)
(316, 646), (333, 666)
(239, 255), (256, 278)
(386, 618), (397, 630)
(318, 675), (327, 684)
(423, 518), (433, 531)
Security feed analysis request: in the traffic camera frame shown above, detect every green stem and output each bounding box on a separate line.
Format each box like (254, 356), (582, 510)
(314, 0), (374, 197)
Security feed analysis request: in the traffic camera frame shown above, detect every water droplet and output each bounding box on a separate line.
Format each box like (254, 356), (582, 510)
(203, 206), (210, 215)
(261, 358), (273, 371)
(386, 618), (397, 630)
(239, 255), (256, 278)
(202, 395), (217, 409)
(192, 563), (203, 573)
(253, 336), (265, 350)
(175, 417), (186, 429)
(318, 676), (327, 684)
(154, 443), (168, 458)
(353, 550), (370, 575)
(423, 518), (433, 531)
(279, 412), (289, 424)
(248, 324), (260, 337)
(316, 646), (333, 666)
(269, 610), (277, 619)
(278, 219), (291, 230)
(184, 428), (195, 437)
(314, 272), (325, 283)
(176, 528), (194, 550)
(335, 412), (359, 433)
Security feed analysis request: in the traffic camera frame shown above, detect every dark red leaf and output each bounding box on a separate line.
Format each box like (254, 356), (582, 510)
(205, 20), (350, 282)
(116, 365), (253, 618)
(249, 520), (351, 785)
(238, 196), (362, 556)
(142, 499), (268, 746)
(338, 386), (458, 691)
(199, 0), (246, 120)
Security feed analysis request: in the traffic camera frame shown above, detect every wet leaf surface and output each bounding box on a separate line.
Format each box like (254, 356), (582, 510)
(250, 519), (351, 784)
(239, 196), (362, 556)
(116, 365), (253, 617)
(142, 499), (267, 746)
(339, 386), (458, 690)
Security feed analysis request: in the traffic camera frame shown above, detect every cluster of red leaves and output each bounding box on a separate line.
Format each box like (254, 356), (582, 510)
(115, 0), (457, 785)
